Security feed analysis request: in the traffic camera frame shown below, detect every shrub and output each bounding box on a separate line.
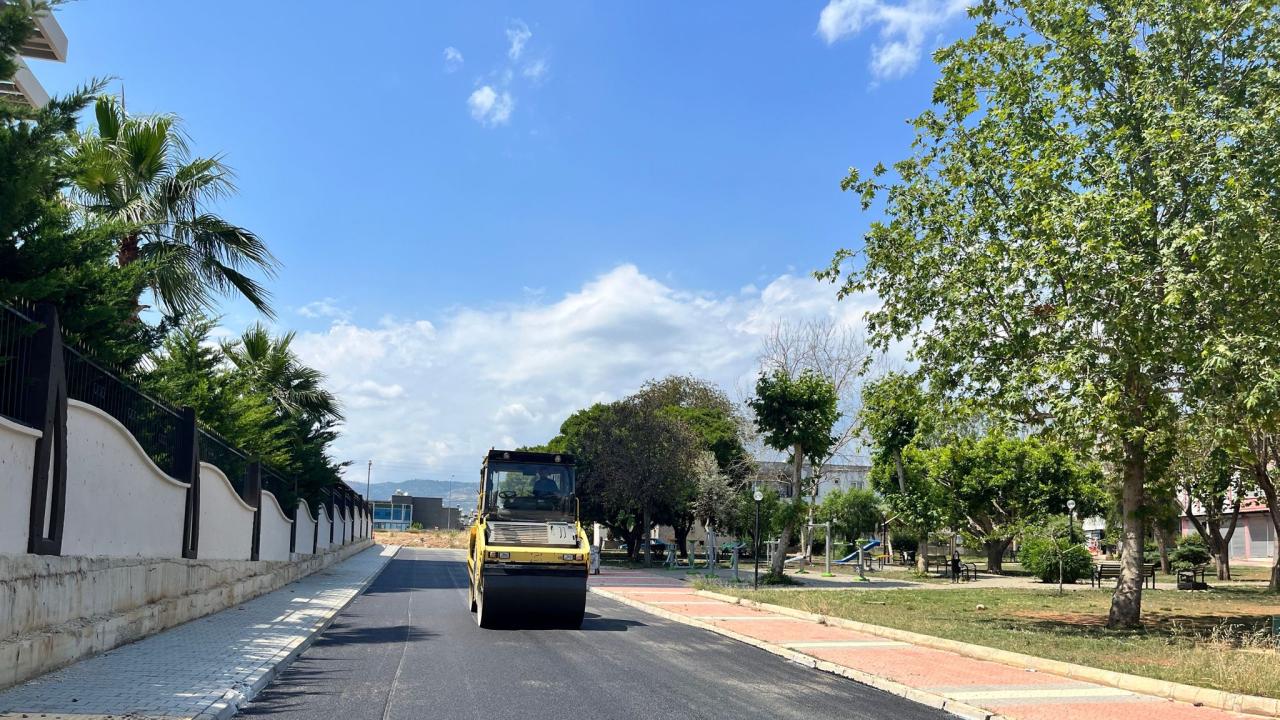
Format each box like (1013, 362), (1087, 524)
(1171, 534), (1211, 569)
(409, 522), (424, 531)
(1020, 534), (1093, 584)
(890, 532), (918, 552)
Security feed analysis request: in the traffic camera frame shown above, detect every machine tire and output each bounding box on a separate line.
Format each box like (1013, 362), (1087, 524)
(475, 579), (500, 628)
(468, 576), (477, 613)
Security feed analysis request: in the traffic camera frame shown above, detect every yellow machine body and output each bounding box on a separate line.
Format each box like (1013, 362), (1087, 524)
(467, 449), (588, 628)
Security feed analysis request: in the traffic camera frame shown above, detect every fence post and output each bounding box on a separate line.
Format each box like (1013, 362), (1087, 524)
(311, 496), (319, 554)
(25, 303), (67, 556)
(174, 407), (200, 559)
(326, 489), (336, 546)
(245, 461), (262, 561)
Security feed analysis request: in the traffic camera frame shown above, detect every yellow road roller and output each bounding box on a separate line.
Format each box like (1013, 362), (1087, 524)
(467, 449), (588, 628)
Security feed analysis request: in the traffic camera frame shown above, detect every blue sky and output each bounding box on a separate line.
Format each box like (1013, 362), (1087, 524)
(34, 1), (972, 483)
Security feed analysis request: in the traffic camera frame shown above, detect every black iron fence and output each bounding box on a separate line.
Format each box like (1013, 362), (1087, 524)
(0, 301), (37, 426)
(198, 428), (249, 496)
(64, 343), (182, 473)
(261, 465), (298, 515)
(0, 300), (370, 559)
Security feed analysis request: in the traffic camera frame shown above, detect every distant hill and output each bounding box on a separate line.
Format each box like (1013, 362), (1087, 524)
(360, 479), (473, 505)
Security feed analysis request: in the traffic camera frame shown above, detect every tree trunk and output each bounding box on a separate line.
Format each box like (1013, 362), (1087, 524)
(674, 523), (690, 559)
(643, 507), (652, 566)
(984, 538), (1010, 574)
(1107, 442), (1146, 628)
(768, 443), (805, 577)
(1157, 524), (1172, 575)
(1215, 544), (1231, 581)
(118, 232), (141, 266)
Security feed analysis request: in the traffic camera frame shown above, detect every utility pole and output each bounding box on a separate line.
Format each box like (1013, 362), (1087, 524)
(366, 460), (372, 501)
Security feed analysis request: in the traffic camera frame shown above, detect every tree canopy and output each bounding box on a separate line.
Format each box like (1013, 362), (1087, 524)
(821, 0), (1280, 627)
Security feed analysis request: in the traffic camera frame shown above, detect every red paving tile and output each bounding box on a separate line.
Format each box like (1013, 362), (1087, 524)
(599, 589), (1264, 720)
(805, 646), (1072, 689)
(985, 701), (1253, 720)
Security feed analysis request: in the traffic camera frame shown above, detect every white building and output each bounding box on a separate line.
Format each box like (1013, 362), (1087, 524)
(0, 3), (67, 107)
(754, 459), (871, 504)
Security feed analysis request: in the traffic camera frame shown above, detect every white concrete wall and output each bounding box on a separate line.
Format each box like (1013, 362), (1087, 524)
(62, 401), (189, 558)
(315, 504), (332, 552)
(0, 418), (38, 555)
(293, 500), (316, 555)
(333, 506), (346, 547)
(197, 462), (254, 560)
(258, 491), (293, 561)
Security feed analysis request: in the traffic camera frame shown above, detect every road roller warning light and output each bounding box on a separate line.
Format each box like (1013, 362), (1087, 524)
(467, 449), (589, 629)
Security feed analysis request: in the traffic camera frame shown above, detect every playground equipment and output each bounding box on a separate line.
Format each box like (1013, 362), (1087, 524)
(835, 538), (882, 581)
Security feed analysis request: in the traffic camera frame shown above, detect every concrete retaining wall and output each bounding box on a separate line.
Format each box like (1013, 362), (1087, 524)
(197, 462), (255, 561)
(62, 401), (190, 558)
(0, 538), (373, 690)
(258, 491), (293, 562)
(0, 419), (38, 555)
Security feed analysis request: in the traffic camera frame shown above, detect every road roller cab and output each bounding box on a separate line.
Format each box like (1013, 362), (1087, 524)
(467, 449), (589, 628)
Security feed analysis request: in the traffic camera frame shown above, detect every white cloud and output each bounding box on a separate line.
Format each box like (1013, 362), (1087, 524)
(297, 298), (351, 321)
(817, 0), (972, 80)
(467, 85), (515, 126)
(522, 58), (549, 81)
(506, 20), (532, 60)
(290, 265), (887, 485)
(443, 46), (464, 72)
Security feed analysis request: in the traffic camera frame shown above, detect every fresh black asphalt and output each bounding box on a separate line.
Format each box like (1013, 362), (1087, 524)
(241, 547), (949, 720)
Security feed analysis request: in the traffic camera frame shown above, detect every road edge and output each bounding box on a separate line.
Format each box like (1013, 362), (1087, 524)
(194, 544), (401, 720)
(695, 589), (1280, 719)
(589, 586), (1003, 720)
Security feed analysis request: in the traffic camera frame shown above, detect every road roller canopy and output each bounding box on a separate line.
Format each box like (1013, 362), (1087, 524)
(482, 450), (576, 522)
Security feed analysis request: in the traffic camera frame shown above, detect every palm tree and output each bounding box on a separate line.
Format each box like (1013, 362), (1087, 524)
(71, 96), (277, 318)
(221, 323), (342, 422)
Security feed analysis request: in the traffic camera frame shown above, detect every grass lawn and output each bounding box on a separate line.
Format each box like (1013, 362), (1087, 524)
(716, 584), (1280, 699)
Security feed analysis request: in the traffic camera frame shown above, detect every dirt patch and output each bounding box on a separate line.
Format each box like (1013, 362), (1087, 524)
(1012, 610), (1108, 626)
(376, 530), (467, 549)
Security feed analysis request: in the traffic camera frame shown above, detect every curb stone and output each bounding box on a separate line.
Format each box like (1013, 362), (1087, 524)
(191, 544), (399, 720)
(694, 589), (1279, 719)
(589, 586), (1005, 720)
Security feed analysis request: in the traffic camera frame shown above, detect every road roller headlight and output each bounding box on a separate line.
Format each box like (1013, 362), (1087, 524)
(563, 554), (582, 561)
(499, 551), (510, 559)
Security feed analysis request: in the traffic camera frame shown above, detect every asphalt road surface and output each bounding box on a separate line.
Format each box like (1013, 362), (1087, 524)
(242, 548), (948, 720)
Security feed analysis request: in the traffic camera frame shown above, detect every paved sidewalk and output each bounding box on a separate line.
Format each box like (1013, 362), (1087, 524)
(0, 544), (397, 720)
(588, 567), (1260, 720)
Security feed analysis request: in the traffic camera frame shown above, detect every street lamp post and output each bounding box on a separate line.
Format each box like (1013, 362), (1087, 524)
(753, 489), (763, 590)
(1066, 499), (1077, 540)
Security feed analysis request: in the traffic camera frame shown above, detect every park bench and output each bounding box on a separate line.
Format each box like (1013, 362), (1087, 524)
(1091, 561), (1157, 589)
(1176, 565), (1209, 590)
(924, 553), (949, 575)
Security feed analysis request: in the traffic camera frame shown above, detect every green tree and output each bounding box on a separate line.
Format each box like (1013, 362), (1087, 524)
(71, 96), (277, 318)
(817, 487), (881, 551)
(145, 317), (286, 467)
(933, 434), (1105, 573)
(858, 372), (935, 570)
(748, 368), (840, 577)
(562, 400), (701, 563)
(820, 1), (1280, 626)
(222, 324), (341, 422)
(0, 2), (156, 366)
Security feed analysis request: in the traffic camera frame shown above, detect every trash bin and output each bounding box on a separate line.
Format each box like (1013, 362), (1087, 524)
(1176, 569), (1195, 590)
